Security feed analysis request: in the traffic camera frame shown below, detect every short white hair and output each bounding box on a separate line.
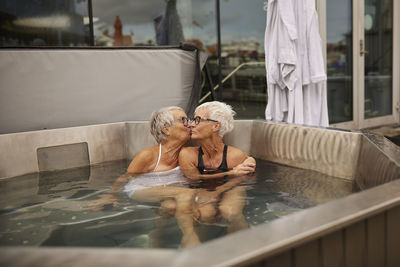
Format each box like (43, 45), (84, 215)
(195, 101), (236, 137)
(150, 106), (184, 143)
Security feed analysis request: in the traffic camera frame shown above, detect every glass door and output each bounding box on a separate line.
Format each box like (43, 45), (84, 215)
(325, 0), (354, 126)
(324, 0), (399, 129)
(358, 0), (399, 128)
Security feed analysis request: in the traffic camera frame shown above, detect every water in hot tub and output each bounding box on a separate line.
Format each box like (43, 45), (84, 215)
(0, 159), (354, 249)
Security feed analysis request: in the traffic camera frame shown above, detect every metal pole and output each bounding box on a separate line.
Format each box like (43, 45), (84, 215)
(205, 63), (216, 100)
(88, 0), (94, 46)
(216, 0), (222, 100)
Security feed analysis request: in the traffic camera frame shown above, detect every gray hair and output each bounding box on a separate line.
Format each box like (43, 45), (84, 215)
(150, 106), (184, 143)
(195, 101), (236, 137)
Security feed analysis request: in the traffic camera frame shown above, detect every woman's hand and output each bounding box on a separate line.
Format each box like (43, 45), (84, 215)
(88, 194), (118, 211)
(243, 157), (256, 167)
(231, 161), (256, 176)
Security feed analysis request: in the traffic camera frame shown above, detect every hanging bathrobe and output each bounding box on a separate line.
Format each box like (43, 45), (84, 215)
(265, 0), (297, 122)
(302, 0), (329, 126)
(264, 0), (329, 127)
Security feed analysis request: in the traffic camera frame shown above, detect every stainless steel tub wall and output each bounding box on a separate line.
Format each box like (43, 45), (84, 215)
(0, 120), (363, 180)
(356, 132), (400, 190)
(0, 122), (127, 179)
(249, 121), (362, 180)
(1, 120), (400, 267)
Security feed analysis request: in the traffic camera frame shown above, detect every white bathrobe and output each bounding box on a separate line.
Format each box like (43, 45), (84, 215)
(265, 0), (297, 122)
(265, 0), (329, 127)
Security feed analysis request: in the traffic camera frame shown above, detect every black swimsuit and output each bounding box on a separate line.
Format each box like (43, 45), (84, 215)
(197, 144), (229, 174)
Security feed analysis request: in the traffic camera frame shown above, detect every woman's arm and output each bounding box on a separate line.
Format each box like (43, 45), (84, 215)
(127, 147), (155, 175)
(89, 147), (155, 210)
(179, 147), (255, 181)
(110, 148), (155, 193)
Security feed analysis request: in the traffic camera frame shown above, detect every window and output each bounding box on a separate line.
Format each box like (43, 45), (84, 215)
(219, 0), (267, 119)
(326, 0), (353, 124)
(0, 0), (90, 46)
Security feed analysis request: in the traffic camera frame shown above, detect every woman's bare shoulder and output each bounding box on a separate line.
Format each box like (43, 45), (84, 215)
(227, 145), (247, 155)
(127, 145), (158, 173)
(179, 146), (199, 163)
(226, 145), (248, 166)
(180, 146), (198, 155)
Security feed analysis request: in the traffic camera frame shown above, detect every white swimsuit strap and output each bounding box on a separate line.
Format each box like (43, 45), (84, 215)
(154, 143), (162, 172)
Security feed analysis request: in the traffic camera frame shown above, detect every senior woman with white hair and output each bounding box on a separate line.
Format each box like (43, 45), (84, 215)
(90, 106), (200, 247)
(179, 101), (256, 232)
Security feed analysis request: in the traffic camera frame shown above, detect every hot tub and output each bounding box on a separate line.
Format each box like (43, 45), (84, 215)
(0, 120), (399, 267)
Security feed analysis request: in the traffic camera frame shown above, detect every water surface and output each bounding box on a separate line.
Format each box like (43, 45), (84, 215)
(0, 159), (354, 248)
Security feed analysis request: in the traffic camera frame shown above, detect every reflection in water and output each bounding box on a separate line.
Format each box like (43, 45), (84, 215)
(38, 166), (90, 196)
(0, 159), (353, 248)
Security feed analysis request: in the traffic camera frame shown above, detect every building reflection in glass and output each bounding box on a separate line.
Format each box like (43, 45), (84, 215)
(219, 0), (267, 119)
(364, 0), (393, 119)
(326, 0), (353, 124)
(91, 0), (215, 47)
(0, 0), (90, 46)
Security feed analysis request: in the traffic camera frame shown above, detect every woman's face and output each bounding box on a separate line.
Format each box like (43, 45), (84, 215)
(189, 108), (218, 140)
(167, 109), (190, 142)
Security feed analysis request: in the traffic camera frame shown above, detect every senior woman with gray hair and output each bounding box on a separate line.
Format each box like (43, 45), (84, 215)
(179, 101), (256, 232)
(90, 106), (200, 247)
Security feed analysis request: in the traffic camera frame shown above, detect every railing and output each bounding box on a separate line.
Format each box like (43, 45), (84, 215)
(199, 61), (265, 103)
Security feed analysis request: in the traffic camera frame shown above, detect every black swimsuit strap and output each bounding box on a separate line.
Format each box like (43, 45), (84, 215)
(198, 146), (205, 174)
(218, 144), (229, 171)
(197, 144), (229, 174)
